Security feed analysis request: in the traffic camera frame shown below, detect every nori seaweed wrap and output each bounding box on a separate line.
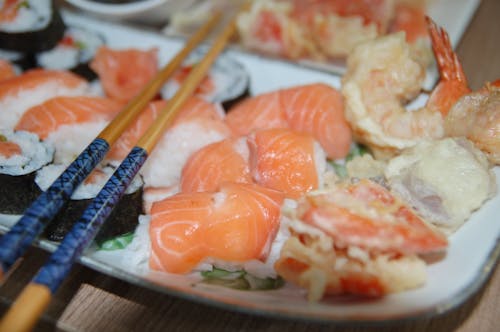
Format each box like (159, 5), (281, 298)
(0, 0), (66, 53)
(35, 26), (105, 81)
(0, 130), (54, 215)
(36, 165), (144, 243)
(161, 49), (250, 111)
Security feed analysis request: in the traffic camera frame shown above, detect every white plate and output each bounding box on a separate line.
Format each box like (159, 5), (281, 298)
(64, 0), (198, 24)
(1, 8), (499, 323)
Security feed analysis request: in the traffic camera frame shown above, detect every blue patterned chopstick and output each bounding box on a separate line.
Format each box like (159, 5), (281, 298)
(0, 139), (109, 275)
(32, 147), (148, 292)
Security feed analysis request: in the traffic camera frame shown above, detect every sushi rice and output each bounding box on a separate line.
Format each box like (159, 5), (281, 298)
(0, 129), (54, 176)
(0, 0), (52, 33)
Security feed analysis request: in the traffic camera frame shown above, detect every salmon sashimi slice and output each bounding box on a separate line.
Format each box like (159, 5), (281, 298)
(248, 128), (326, 199)
(300, 179), (448, 255)
(225, 83), (351, 159)
(149, 182), (285, 274)
(149, 191), (211, 274)
(139, 98), (232, 188)
(0, 69), (89, 129)
(15, 96), (123, 139)
(90, 46), (158, 102)
(180, 137), (252, 193)
(0, 59), (16, 82)
(281, 83), (351, 159)
(225, 90), (288, 136)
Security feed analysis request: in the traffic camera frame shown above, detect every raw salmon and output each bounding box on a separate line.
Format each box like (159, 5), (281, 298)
(0, 59), (16, 82)
(180, 137), (252, 193)
(0, 140), (21, 158)
(225, 83), (351, 159)
(282, 83), (351, 159)
(0, 69), (89, 129)
(149, 182), (285, 274)
(248, 128), (325, 199)
(90, 47), (158, 102)
(15, 96), (123, 139)
(225, 90), (288, 136)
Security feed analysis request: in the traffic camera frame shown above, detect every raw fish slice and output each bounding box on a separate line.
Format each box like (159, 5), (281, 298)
(301, 179), (448, 255)
(281, 83), (351, 159)
(140, 98), (231, 188)
(150, 191), (214, 274)
(180, 137), (252, 193)
(0, 59), (16, 81)
(90, 46), (158, 102)
(225, 90), (288, 136)
(0, 69), (89, 129)
(248, 128), (325, 199)
(15, 96), (123, 139)
(205, 182), (285, 262)
(149, 182), (284, 274)
(0, 140), (21, 158)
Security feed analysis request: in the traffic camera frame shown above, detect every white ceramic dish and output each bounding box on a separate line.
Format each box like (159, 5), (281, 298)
(1, 7), (498, 323)
(64, 0), (198, 24)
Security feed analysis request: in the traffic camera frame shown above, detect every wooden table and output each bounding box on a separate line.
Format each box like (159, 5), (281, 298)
(2, 0), (500, 331)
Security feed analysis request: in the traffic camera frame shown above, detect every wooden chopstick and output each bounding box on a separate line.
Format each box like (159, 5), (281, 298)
(0, 8), (241, 332)
(0, 12), (221, 282)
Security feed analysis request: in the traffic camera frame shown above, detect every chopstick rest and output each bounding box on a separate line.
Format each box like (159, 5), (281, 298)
(0, 12), (222, 281)
(0, 6), (241, 331)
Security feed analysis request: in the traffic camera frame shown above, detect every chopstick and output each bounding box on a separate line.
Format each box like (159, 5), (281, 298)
(0, 12), (222, 281)
(0, 9), (240, 332)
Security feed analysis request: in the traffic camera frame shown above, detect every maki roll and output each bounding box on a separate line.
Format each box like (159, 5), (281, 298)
(0, 0), (66, 53)
(0, 48), (34, 71)
(161, 49), (249, 110)
(0, 130), (54, 215)
(37, 165), (144, 244)
(36, 26), (105, 81)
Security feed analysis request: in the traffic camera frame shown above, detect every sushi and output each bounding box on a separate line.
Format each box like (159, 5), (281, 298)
(0, 48), (34, 72)
(161, 49), (249, 110)
(15, 95), (123, 163)
(0, 129), (54, 215)
(0, 69), (90, 130)
(149, 182), (285, 274)
(35, 26), (106, 81)
(0, 0), (66, 53)
(226, 83), (352, 159)
(89, 46), (158, 102)
(37, 164), (144, 244)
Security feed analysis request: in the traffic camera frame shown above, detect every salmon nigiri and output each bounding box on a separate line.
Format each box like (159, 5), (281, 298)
(149, 182), (285, 274)
(90, 46), (158, 102)
(180, 137), (252, 193)
(281, 83), (351, 159)
(139, 97), (232, 188)
(248, 128), (326, 199)
(225, 90), (287, 136)
(0, 69), (89, 129)
(15, 96), (123, 139)
(15, 96), (122, 163)
(225, 83), (351, 159)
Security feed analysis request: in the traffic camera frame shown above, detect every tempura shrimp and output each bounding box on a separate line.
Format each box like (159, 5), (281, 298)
(342, 17), (470, 158)
(445, 80), (500, 164)
(275, 179), (448, 300)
